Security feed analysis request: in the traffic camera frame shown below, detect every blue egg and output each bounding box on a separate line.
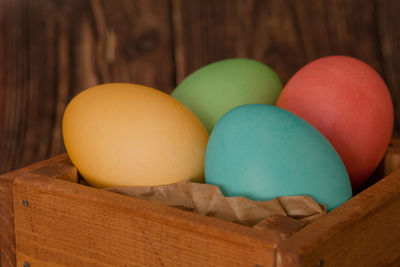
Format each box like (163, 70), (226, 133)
(205, 104), (352, 210)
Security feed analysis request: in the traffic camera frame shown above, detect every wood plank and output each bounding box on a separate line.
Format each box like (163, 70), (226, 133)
(0, 173), (17, 267)
(0, 0), (174, 174)
(0, 0), (78, 173)
(12, 174), (280, 266)
(277, 170), (400, 267)
(0, 0), (4, 144)
(253, 215), (307, 239)
(1, 0), (399, 177)
(30, 158), (78, 183)
(172, 0), (384, 87)
(98, 0), (175, 93)
(0, 154), (71, 267)
(172, 0), (308, 84)
(384, 140), (400, 176)
(291, 0), (383, 70)
(172, 0), (399, 137)
(2, 147), (400, 266)
(377, 0), (400, 135)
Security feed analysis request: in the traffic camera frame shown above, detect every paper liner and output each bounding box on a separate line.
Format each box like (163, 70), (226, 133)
(106, 181), (326, 227)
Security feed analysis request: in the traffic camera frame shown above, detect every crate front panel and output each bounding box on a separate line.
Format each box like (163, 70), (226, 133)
(12, 174), (278, 266)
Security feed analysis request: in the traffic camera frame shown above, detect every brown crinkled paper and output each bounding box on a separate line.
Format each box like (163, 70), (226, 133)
(106, 181), (326, 227)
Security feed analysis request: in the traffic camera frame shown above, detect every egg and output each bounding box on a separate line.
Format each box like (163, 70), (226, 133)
(62, 83), (209, 187)
(205, 104), (352, 210)
(171, 58), (282, 132)
(276, 56), (394, 189)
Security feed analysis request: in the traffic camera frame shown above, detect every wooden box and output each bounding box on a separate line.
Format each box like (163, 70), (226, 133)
(1, 146), (400, 267)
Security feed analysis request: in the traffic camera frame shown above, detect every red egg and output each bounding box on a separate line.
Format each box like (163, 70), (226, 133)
(277, 55), (393, 189)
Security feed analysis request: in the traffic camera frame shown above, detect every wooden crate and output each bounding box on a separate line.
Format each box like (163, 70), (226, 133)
(1, 147), (400, 267)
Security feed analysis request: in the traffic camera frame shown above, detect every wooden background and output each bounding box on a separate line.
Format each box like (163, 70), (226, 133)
(0, 0), (399, 174)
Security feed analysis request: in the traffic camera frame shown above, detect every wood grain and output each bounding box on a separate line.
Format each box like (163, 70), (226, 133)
(0, 3), (400, 265)
(0, 0), (400, 174)
(30, 158), (78, 183)
(12, 174), (279, 267)
(171, 0), (387, 85)
(378, 0), (400, 135)
(2, 143), (400, 266)
(171, 0), (400, 140)
(253, 215), (307, 239)
(290, 0), (383, 69)
(0, 0), (174, 174)
(0, 172), (16, 267)
(1, 0), (400, 173)
(0, 154), (69, 267)
(277, 170), (400, 267)
(0, 153), (292, 266)
(384, 139), (400, 175)
(172, 0), (308, 84)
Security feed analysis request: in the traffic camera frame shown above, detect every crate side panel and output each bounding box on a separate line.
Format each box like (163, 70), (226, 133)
(277, 170), (400, 267)
(0, 154), (70, 267)
(0, 174), (16, 267)
(13, 175), (277, 267)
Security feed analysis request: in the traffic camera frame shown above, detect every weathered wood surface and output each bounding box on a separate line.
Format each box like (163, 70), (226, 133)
(1, 4), (400, 265)
(0, 153), (314, 266)
(0, 153), (299, 266)
(1, 2), (400, 264)
(0, 154), (70, 267)
(277, 169), (400, 267)
(0, 0), (400, 173)
(1, 148), (400, 266)
(9, 169), (279, 266)
(0, 0), (174, 173)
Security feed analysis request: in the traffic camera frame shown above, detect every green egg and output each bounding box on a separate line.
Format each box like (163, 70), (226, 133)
(171, 58), (283, 132)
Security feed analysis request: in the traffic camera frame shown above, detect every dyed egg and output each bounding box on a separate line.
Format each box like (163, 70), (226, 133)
(205, 104), (352, 211)
(63, 83), (209, 187)
(172, 58), (282, 132)
(277, 56), (394, 189)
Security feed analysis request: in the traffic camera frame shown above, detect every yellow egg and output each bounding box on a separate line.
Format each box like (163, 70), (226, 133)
(62, 83), (209, 187)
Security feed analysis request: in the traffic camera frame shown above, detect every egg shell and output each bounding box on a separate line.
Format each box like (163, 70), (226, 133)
(172, 58), (282, 132)
(205, 104), (352, 211)
(63, 83), (209, 187)
(276, 56), (394, 189)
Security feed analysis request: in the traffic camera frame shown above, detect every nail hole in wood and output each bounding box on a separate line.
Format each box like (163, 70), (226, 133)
(22, 200), (29, 207)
